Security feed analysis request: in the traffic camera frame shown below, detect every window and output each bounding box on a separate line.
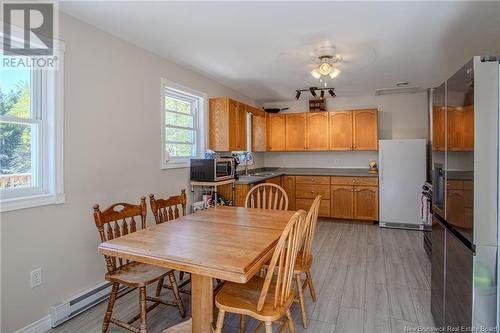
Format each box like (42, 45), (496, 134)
(161, 79), (206, 169)
(0, 48), (65, 212)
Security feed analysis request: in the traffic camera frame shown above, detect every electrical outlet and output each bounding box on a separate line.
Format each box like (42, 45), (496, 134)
(31, 267), (42, 288)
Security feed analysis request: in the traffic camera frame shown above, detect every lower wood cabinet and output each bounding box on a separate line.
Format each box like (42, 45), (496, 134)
(296, 198), (331, 217)
(331, 176), (379, 221)
(282, 176), (295, 210)
(265, 176), (283, 187)
(331, 186), (354, 219)
(353, 186), (379, 220)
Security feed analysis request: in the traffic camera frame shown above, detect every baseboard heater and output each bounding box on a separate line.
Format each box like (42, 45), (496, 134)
(379, 221), (431, 231)
(50, 281), (127, 327)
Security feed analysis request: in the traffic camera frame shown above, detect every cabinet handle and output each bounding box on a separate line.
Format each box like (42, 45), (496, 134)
(352, 179), (355, 183)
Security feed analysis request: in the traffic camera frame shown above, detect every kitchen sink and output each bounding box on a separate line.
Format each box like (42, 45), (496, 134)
(251, 172), (277, 177)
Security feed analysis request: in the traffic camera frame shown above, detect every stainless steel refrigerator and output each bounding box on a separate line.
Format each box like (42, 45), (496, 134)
(431, 56), (499, 330)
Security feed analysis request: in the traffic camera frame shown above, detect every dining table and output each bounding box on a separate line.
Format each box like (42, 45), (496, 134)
(97, 205), (296, 332)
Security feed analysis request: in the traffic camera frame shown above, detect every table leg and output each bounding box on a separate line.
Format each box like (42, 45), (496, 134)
(191, 274), (214, 333)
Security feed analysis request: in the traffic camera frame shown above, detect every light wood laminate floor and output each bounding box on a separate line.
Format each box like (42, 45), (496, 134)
(50, 220), (434, 333)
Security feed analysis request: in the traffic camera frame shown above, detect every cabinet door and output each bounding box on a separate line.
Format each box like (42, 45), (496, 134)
(296, 199), (331, 217)
(282, 176), (295, 210)
(432, 106), (446, 151)
(329, 111), (353, 150)
(446, 189), (465, 228)
(331, 186), (354, 219)
(307, 112), (329, 150)
(353, 109), (378, 151)
(252, 114), (266, 152)
(228, 99), (239, 151)
(265, 176), (282, 187)
(285, 113), (307, 151)
(209, 97), (229, 151)
(447, 107), (465, 151)
(266, 114), (286, 151)
(463, 106), (474, 151)
(237, 104), (247, 150)
(354, 186), (378, 220)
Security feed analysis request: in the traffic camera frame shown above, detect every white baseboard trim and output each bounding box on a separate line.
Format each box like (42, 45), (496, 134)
(14, 315), (51, 333)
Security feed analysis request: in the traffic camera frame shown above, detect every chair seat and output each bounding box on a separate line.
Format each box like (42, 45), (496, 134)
(105, 261), (172, 287)
(215, 275), (295, 322)
(294, 253), (313, 274)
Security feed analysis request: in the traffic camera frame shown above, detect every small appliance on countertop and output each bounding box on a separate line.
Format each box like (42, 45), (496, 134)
(190, 157), (235, 182)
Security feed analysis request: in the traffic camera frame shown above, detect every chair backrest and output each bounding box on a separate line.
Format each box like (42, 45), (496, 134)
(149, 189), (187, 224)
(301, 195), (321, 265)
(245, 183), (288, 210)
(93, 197), (147, 273)
(257, 209), (307, 311)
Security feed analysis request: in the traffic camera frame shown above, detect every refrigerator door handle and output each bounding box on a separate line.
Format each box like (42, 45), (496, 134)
(379, 148), (384, 184)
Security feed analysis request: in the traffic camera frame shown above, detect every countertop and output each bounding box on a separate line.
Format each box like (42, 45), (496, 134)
(235, 167), (377, 184)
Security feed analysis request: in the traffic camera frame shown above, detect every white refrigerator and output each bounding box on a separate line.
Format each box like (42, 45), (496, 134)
(378, 139), (427, 229)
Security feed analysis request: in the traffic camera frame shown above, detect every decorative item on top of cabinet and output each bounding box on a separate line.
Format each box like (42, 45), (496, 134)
(285, 113), (307, 151)
(353, 109), (378, 151)
(309, 99), (326, 112)
(307, 112), (329, 150)
(329, 111), (353, 150)
(209, 97), (248, 151)
(266, 113), (286, 151)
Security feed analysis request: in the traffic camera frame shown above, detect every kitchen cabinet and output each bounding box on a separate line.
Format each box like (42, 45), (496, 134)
(265, 176), (282, 187)
(295, 176), (330, 185)
(307, 112), (329, 150)
(446, 180), (473, 230)
(285, 113), (307, 151)
(208, 97), (247, 151)
(353, 109), (378, 150)
(331, 176), (379, 221)
(296, 198), (331, 217)
(447, 106), (474, 152)
(331, 186), (354, 219)
(433, 106), (446, 151)
(329, 111), (353, 150)
(353, 186), (378, 220)
(282, 176), (295, 210)
(266, 114), (286, 151)
(252, 113), (266, 152)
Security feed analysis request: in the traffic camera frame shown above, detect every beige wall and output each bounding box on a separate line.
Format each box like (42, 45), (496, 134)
(263, 92), (429, 168)
(0, 14), (256, 332)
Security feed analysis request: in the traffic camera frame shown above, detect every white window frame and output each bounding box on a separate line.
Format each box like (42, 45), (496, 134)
(0, 39), (65, 212)
(161, 78), (207, 169)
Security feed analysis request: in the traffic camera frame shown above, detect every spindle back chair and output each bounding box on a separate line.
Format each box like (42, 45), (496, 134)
(294, 195), (321, 328)
(245, 183), (289, 210)
(93, 197), (185, 333)
(149, 189), (186, 225)
(214, 209), (307, 333)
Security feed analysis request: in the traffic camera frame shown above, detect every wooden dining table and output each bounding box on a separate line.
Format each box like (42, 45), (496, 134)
(98, 206), (295, 332)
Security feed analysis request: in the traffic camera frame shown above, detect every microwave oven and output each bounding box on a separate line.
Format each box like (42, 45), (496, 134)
(190, 158), (235, 182)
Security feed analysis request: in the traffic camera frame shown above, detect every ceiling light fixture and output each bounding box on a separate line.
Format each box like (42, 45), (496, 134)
(310, 55), (342, 81)
(295, 87), (336, 100)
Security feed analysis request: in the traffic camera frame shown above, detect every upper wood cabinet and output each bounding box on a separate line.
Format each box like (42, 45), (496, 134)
(266, 114), (286, 151)
(329, 111), (353, 150)
(432, 106), (446, 151)
(307, 112), (329, 150)
(353, 109), (378, 150)
(209, 97), (247, 151)
(285, 113), (307, 151)
(447, 106), (474, 152)
(252, 113), (266, 152)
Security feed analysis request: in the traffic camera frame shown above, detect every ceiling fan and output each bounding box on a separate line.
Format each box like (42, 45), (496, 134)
(310, 54), (342, 81)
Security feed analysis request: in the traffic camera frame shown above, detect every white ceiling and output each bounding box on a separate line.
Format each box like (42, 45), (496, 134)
(60, 1), (500, 103)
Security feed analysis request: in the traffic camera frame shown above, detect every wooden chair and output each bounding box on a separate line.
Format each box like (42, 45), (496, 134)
(214, 209), (308, 333)
(93, 197), (185, 333)
(149, 190), (191, 295)
(294, 195), (321, 328)
(245, 183), (289, 210)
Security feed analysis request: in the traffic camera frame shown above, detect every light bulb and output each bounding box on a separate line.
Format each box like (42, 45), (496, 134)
(310, 69), (321, 79)
(329, 67), (341, 78)
(318, 62), (332, 75)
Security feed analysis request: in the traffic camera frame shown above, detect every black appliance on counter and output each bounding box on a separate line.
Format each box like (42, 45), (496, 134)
(430, 57), (499, 331)
(190, 158), (235, 182)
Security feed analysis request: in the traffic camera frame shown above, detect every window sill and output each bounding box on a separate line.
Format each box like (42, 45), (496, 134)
(0, 192), (66, 212)
(161, 163), (189, 170)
